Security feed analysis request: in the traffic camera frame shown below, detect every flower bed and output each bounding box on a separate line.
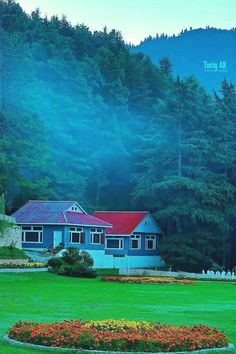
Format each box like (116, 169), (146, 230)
(101, 276), (196, 285)
(8, 320), (228, 352)
(0, 262), (46, 269)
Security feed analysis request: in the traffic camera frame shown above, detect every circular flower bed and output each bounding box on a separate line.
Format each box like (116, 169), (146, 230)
(101, 276), (196, 285)
(8, 320), (228, 352)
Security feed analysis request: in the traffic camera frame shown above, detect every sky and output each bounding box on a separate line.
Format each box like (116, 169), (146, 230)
(17, 0), (236, 45)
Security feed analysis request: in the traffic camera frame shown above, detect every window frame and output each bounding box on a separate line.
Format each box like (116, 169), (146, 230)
(130, 234), (141, 250)
(21, 226), (43, 243)
(69, 227), (84, 244)
(145, 235), (156, 250)
(90, 228), (103, 244)
(105, 237), (124, 250)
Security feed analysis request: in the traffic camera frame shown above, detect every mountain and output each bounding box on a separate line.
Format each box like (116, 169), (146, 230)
(131, 28), (236, 92)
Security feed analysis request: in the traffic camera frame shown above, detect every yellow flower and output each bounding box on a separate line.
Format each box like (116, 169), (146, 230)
(84, 319), (153, 331)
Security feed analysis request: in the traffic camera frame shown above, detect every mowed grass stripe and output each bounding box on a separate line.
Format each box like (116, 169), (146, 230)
(0, 272), (235, 354)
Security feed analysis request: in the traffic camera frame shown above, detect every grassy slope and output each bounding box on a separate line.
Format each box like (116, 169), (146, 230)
(0, 272), (235, 354)
(0, 246), (28, 259)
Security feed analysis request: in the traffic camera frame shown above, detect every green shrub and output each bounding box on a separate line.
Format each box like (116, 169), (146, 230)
(80, 250), (94, 267)
(57, 264), (73, 276)
(51, 247), (96, 278)
(62, 248), (94, 267)
(48, 257), (63, 268)
(0, 220), (16, 237)
(62, 254), (75, 265)
(0, 246), (28, 259)
(56, 261), (97, 278)
(0, 196), (5, 214)
(70, 262), (97, 278)
(62, 247), (79, 265)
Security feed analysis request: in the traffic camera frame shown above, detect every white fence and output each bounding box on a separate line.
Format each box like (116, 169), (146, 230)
(119, 268), (236, 280)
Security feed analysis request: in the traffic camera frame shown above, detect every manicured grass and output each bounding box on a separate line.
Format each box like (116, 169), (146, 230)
(0, 272), (236, 353)
(95, 268), (119, 276)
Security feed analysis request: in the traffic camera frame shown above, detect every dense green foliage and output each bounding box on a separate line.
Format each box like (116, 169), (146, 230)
(0, 246), (27, 259)
(0, 196), (5, 213)
(0, 1), (236, 270)
(48, 247), (97, 277)
(0, 219), (14, 236)
(0, 273), (236, 353)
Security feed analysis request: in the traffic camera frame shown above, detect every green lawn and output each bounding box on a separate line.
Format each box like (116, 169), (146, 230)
(0, 272), (236, 354)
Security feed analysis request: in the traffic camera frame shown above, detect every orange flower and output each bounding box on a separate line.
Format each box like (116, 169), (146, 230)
(8, 320), (228, 352)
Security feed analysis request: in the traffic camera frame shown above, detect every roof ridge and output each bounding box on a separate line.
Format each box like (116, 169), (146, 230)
(94, 211), (149, 213)
(62, 211), (68, 223)
(28, 200), (77, 203)
(91, 215), (113, 225)
(65, 211), (112, 227)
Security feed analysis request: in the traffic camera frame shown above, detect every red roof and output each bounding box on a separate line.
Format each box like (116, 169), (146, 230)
(65, 211), (111, 227)
(92, 211), (149, 235)
(12, 201), (111, 228)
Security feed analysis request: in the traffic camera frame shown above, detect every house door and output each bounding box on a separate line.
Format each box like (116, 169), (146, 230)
(53, 231), (63, 248)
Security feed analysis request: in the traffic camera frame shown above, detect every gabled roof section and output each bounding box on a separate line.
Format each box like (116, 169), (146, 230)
(92, 211), (149, 235)
(11, 201), (111, 227)
(65, 202), (87, 214)
(64, 212), (112, 227)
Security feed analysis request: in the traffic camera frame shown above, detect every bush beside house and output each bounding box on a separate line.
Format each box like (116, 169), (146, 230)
(0, 245), (47, 269)
(48, 247), (97, 278)
(0, 246), (29, 267)
(0, 196), (27, 263)
(0, 246), (27, 259)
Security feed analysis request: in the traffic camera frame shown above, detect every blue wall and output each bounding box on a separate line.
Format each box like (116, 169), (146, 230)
(21, 223), (159, 257)
(22, 225), (106, 250)
(105, 234), (159, 256)
(64, 226), (105, 250)
(127, 235), (159, 256)
(21, 225), (65, 249)
(105, 237), (128, 256)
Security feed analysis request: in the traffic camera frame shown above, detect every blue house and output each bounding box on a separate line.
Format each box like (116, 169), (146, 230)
(11, 200), (111, 249)
(93, 211), (162, 268)
(12, 201), (162, 268)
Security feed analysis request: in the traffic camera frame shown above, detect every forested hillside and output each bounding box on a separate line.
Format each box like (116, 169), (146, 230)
(0, 0), (236, 270)
(131, 28), (236, 91)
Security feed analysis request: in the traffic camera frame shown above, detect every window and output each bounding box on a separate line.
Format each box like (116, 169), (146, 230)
(22, 226), (43, 243)
(130, 234), (141, 249)
(90, 228), (104, 244)
(105, 237), (123, 249)
(145, 235), (156, 250)
(69, 227), (84, 243)
(71, 206), (78, 211)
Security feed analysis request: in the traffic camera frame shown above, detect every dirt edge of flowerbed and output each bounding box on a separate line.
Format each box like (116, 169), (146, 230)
(4, 335), (235, 354)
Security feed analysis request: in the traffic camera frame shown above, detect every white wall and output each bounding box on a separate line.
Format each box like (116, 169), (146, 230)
(119, 268), (236, 279)
(0, 226), (22, 249)
(86, 250), (162, 268)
